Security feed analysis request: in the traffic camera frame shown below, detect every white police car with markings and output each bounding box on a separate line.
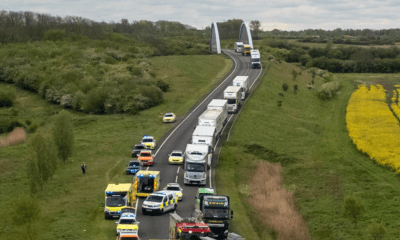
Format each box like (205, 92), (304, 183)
(141, 190), (178, 215)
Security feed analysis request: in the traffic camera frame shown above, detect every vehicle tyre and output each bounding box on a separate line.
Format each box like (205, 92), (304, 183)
(160, 209), (164, 215)
(174, 204), (177, 211)
(142, 210), (147, 215)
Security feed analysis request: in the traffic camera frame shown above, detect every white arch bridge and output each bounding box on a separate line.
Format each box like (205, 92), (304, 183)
(210, 21), (254, 54)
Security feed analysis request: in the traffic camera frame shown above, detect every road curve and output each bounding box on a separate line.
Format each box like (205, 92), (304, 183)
(135, 50), (262, 240)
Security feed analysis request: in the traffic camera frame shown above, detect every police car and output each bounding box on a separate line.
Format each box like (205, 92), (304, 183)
(163, 183), (183, 201)
(115, 211), (139, 236)
(140, 135), (156, 150)
(141, 190), (178, 215)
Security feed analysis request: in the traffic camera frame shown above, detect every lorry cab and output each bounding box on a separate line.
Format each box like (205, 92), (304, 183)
(142, 190), (178, 215)
(200, 195), (233, 239)
(133, 170), (160, 197)
(251, 49), (261, 69)
(242, 44), (252, 56)
(224, 86), (242, 113)
(195, 188), (215, 210)
(234, 42), (243, 53)
(184, 144), (212, 186)
(104, 183), (136, 219)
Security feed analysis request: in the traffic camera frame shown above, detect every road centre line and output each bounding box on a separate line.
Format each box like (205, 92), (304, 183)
(177, 166), (180, 173)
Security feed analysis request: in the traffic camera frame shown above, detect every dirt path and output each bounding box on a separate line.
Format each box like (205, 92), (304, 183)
(248, 161), (310, 240)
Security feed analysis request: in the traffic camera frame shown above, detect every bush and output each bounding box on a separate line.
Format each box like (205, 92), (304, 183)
(156, 79), (170, 92)
(282, 83), (289, 91)
(83, 88), (109, 114)
(0, 88), (16, 107)
(318, 81), (341, 100)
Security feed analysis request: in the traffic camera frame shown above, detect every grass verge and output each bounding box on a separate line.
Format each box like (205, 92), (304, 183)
(0, 54), (232, 240)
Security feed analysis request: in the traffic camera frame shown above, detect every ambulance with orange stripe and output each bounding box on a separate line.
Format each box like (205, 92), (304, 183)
(141, 190), (178, 215)
(132, 170), (160, 197)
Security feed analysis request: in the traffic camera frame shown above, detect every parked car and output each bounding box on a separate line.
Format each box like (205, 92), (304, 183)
(132, 144), (146, 158)
(126, 159), (143, 175)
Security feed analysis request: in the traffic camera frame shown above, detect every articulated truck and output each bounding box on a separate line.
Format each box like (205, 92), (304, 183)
(198, 109), (225, 138)
(184, 144), (212, 185)
(232, 76), (249, 100)
(234, 42), (243, 53)
(199, 195), (233, 239)
(242, 44), (252, 56)
(251, 49), (261, 69)
(223, 86), (242, 113)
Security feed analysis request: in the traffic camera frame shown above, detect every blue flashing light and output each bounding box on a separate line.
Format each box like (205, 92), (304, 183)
(143, 135), (150, 138)
(117, 211), (122, 214)
(149, 174), (156, 178)
(160, 192), (166, 195)
(137, 174), (144, 178)
(106, 191), (114, 194)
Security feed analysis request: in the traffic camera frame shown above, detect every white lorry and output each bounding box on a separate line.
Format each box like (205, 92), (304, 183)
(234, 42), (243, 53)
(251, 49), (261, 69)
(207, 99), (228, 126)
(192, 125), (217, 149)
(198, 109), (224, 138)
(184, 144), (213, 185)
(223, 86), (242, 113)
(232, 76), (249, 100)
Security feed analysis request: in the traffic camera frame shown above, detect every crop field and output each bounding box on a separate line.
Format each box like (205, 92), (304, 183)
(216, 60), (400, 239)
(0, 54), (232, 240)
(286, 39), (400, 49)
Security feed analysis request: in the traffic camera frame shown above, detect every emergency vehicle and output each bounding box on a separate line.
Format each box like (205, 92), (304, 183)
(140, 135), (156, 149)
(115, 211), (139, 236)
(137, 150), (154, 166)
(116, 231), (140, 240)
(141, 190), (178, 215)
(104, 183), (136, 219)
(169, 212), (212, 239)
(132, 170), (160, 197)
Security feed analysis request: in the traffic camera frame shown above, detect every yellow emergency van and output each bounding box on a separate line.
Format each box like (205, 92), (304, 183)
(104, 183), (136, 219)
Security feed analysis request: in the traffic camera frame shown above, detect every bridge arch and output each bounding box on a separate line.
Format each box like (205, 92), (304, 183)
(239, 22), (253, 49)
(210, 22), (221, 54)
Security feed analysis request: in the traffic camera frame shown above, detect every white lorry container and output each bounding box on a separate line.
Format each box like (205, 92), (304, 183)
(192, 125), (216, 149)
(223, 86), (242, 113)
(232, 76), (249, 100)
(184, 144), (213, 185)
(198, 109), (224, 138)
(251, 49), (261, 69)
(207, 99), (228, 126)
(234, 42), (244, 53)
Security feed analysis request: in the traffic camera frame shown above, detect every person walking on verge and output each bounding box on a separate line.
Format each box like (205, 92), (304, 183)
(81, 162), (87, 174)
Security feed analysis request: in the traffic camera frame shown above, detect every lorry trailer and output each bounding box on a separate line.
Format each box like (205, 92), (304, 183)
(198, 109), (225, 138)
(192, 125), (217, 149)
(234, 42), (244, 53)
(223, 86), (242, 113)
(232, 76), (249, 100)
(207, 99), (228, 126)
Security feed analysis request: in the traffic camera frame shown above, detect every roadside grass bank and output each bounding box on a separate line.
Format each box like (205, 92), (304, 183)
(216, 60), (400, 239)
(0, 54), (232, 240)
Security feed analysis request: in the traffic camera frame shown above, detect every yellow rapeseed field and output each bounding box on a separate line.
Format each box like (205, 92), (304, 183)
(346, 84), (400, 172)
(392, 89), (400, 118)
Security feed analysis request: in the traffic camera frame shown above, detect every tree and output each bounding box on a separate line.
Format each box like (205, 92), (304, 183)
(291, 69), (298, 81)
(26, 153), (42, 195)
(342, 193), (365, 229)
(367, 221), (386, 240)
(52, 110), (74, 163)
(12, 195), (41, 240)
(28, 131), (57, 187)
(250, 20), (261, 37)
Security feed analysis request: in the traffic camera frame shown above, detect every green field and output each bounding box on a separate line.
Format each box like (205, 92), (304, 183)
(0, 54), (232, 240)
(217, 60), (400, 239)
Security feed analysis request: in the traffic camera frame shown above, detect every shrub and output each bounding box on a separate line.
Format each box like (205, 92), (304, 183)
(282, 83), (289, 91)
(318, 81), (341, 100)
(44, 29), (66, 41)
(156, 79), (170, 92)
(0, 88), (16, 107)
(83, 88), (108, 114)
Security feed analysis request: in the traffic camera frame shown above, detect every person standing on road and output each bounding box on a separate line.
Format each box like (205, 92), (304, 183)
(81, 162), (87, 174)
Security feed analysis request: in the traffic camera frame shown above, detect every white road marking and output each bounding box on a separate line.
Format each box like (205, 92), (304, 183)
(177, 166), (180, 173)
(175, 175), (178, 183)
(209, 166), (212, 189)
(146, 166), (149, 171)
(135, 198), (139, 215)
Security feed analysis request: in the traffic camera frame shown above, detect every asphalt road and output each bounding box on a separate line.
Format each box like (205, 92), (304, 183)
(134, 50), (262, 240)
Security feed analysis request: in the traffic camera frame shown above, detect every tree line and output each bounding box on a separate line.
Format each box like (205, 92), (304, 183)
(262, 39), (400, 73)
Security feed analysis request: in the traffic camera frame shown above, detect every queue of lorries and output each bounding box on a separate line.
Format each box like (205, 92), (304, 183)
(104, 45), (260, 240)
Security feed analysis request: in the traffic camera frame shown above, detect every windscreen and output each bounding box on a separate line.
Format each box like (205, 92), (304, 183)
(119, 219), (136, 224)
(186, 162), (205, 172)
(120, 237), (138, 240)
(227, 99), (236, 104)
(140, 152), (151, 157)
(171, 153), (182, 157)
(134, 145), (145, 150)
(165, 114), (173, 117)
(203, 208), (229, 219)
(129, 162), (140, 166)
(189, 151), (204, 156)
(146, 195), (163, 202)
(142, 139), (153, 143)
(166, 186), (180, 191)
(251, 58), (260, 62)
(106, 196), (125, 207)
